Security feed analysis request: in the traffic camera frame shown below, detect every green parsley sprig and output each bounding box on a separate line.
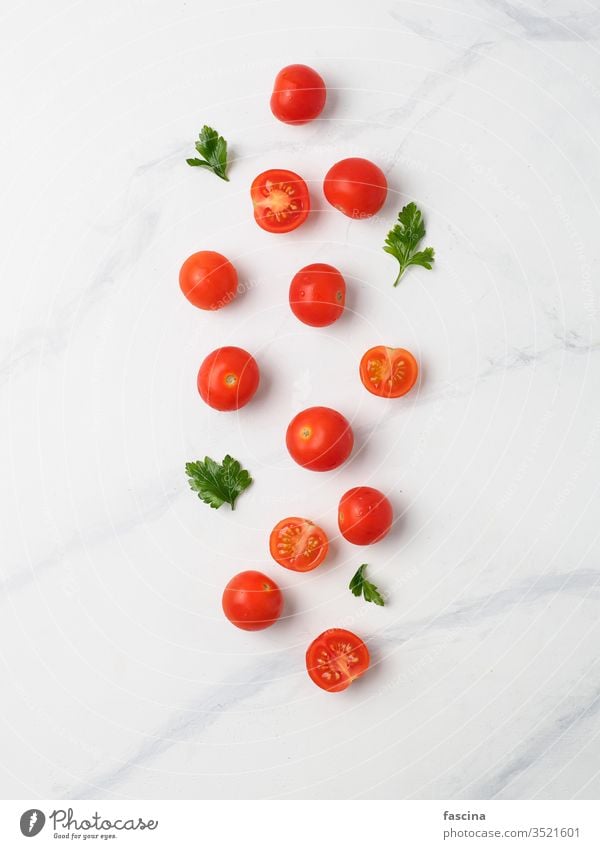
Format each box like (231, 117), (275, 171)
(185, 454), (251, 510)
(186, 125), (229, 181)
(349, 564), (386, 606)
(383, 202), (435, 286)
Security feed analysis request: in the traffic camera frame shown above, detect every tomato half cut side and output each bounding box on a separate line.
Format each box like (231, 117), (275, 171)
(250, 169), (310, 233)
(359, 346), (418, 398)
(269, 517), (329, 572)
(306, 628), (370, 692)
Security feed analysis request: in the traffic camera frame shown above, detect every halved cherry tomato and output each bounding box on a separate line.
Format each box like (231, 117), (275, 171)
(360, 346), (418, 398)
(269, 517), (329, 572)
(270, 64), (326, 125)
(222, 570), (283, 631)
(197, 346), (259, 411)
(289, 263), (346, 327)
(306, 628), (370, 692)
(338, 486), (393, 545)
(323, 157), (387, 219)
(179, 250), (238, 311)
(250, 169), (310, 233)
(286, 406), (354, 472)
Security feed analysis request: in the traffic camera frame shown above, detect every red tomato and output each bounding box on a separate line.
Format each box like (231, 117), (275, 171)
(338, 487), (393, 545)
(269, 517), (329, 572)
(360, 346), (419, 398)
(289, 263), (346, 327)
(323, 158), (387, 219)
(179, 251), (238, 310)
(197, 346), (259, 411)
(270, 64), (326, 125)
(222, 571), (283, 631)
(306, 628), (370, 692)
(286, 406), (353, 472)
(250, 169), (310, 233)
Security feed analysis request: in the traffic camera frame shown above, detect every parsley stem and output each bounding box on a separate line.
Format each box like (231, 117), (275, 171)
(393, 266), (406, 287)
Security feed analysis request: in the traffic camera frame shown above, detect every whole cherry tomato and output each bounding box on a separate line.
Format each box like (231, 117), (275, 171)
(338, 486), (393, 545)
(286, 406), (354, 472)
(323, 157), (387, 219)
(270, 64), (326, 125)
(179, 250), (238, 310)
(222, 571), (283, 631)
(197, 346), (259, 411)
(289, 263), (346, 327)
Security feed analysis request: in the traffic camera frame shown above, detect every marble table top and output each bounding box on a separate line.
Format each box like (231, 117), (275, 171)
(1, 0), (599, 800)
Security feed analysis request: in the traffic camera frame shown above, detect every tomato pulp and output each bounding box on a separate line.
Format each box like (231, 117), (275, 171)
(338, 486), (393, 545)
(222, 571), (283, 631)
(197, 346), (259, 411)
(270, 64), (326, 125)
(360, 346), (418, 398)
(323, 157), (387, 219)
(251, 169), (310, 233)
(289, 263), (346, 327)
(286, 406), (354, 471)
(179, 250), (238, 310)
(269, 517), (329, 571)
(306, 628), (370, 692)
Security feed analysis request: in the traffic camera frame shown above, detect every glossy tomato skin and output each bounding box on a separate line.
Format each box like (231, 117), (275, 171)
(338, 486), (393, 545)
(269, 517), (329, 572)
(270, 64), (326, 125)
(286, 406), (354, 472)
(360, 346), (419, 398)
(222, 571), (283, 631)
(197, 346), (259, 411)
(250, 169), (310, 233)
(289, 263), (346, 327)
(306, 628), (370, 692)
(179, 251), (238, 310)
(323, 158), (388, 219)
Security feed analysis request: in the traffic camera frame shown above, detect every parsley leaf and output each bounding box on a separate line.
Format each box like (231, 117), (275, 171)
(383, 202), (435, 286)
(186, 125), (229, 181)
(349, 564), (386, 606)
(185, 454), (252, 510)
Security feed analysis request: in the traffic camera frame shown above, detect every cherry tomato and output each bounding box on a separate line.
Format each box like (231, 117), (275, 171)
(270, 64), (326, 125)
(286, 406), (354, 472)
(269, 517), (329, 572)
(251, 169), (310, 233)
(289, 263), (346, 327)
(338, 487), (393, 545)
(306, 628), (370, 692)
(323, 157), (387, 219)
(222, 571), (283, 631)
(197, 346), (259, 411)
(360, 346), (418, 398)
(179, 251), (238, 310)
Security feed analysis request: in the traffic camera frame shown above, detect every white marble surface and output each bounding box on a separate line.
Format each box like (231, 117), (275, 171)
(1, 0), (600, 801)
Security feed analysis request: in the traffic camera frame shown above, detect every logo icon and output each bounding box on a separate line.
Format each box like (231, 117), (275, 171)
(19, 810), (45, 837)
